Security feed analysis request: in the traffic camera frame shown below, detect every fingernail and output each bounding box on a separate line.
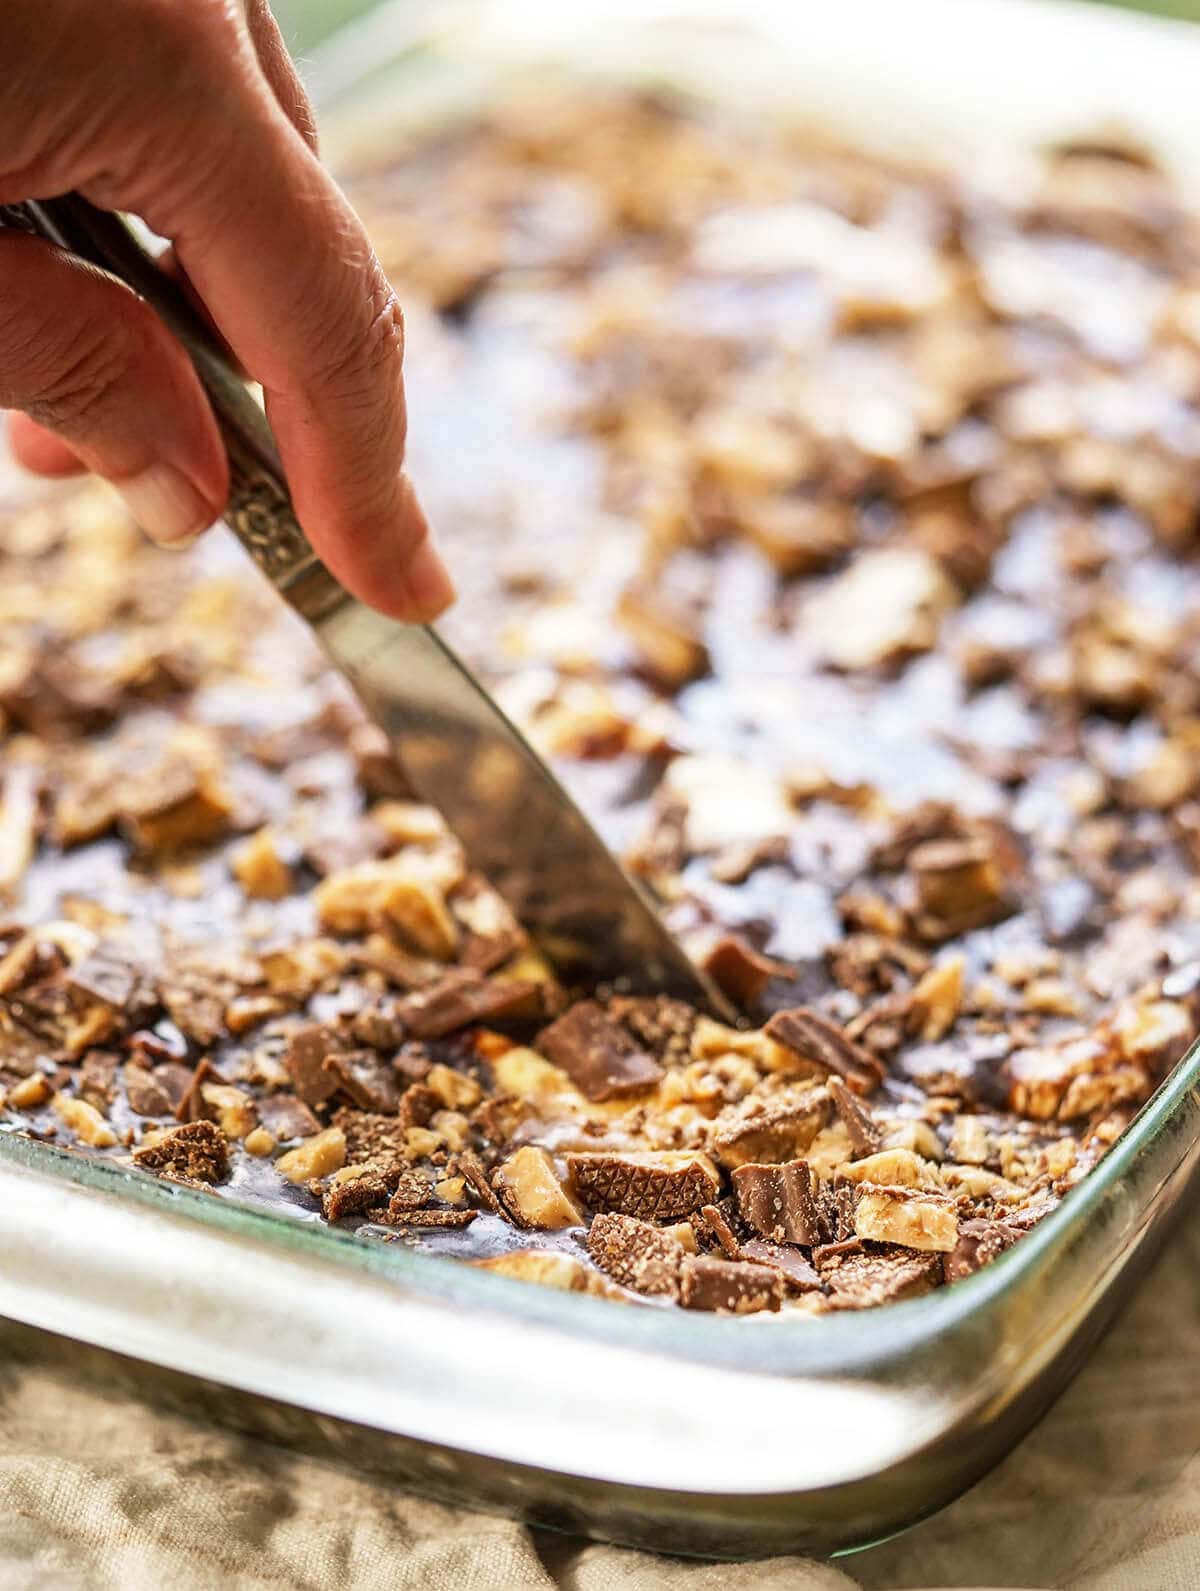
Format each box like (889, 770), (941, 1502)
(109, 464), (210, 547)
(404, 538), (456, 622)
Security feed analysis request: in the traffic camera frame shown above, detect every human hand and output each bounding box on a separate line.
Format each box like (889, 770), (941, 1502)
(0, 0), (454, 621)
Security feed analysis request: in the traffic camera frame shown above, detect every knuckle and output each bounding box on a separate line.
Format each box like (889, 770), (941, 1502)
(314, 271), (406, 399)
(26, 328), (131, 436)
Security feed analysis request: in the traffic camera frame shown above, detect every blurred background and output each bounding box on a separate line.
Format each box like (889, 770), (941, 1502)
(271, 0), (1200, 57)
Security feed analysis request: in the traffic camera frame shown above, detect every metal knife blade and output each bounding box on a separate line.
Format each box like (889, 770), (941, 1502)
(2, 194), (732, 1015)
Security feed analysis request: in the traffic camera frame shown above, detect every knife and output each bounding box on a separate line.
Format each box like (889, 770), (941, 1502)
(0, 194), (732, 1018)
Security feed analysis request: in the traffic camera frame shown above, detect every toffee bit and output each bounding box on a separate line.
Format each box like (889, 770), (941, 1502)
(852, 1184), (959, 1253)
(493, 1146), (582, 1230)
(537, 1000), (663, 1102)
(710, 1086), (831, 1169)
(765, 1008), (885, 1094)
(909, 836), (1010, 940)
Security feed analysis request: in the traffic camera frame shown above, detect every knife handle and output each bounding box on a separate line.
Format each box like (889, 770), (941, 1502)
(0, 195), (346, 622)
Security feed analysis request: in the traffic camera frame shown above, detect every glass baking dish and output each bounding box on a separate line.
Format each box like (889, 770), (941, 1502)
(5, 0), (1200, 1558)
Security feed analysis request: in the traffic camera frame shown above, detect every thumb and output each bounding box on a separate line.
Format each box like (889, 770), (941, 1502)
(0, 231), (227, 542)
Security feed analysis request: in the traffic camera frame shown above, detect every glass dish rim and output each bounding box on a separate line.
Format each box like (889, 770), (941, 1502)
(4, 1031), (1196, 1375)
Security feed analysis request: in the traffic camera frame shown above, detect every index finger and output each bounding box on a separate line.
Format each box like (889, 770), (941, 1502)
(121, 17), (454, 622)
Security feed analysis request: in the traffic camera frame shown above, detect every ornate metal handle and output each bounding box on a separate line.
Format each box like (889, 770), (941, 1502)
(0, 195), (345, 620)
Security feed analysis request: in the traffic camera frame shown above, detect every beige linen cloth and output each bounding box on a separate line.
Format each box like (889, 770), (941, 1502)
(2, 1208), (1199, 1591)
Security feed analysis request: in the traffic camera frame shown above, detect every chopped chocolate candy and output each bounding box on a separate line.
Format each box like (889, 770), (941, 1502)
(323, 1049), (402, 1114)
(119, 756), (233, 856)
(397, 1082), (440, 1131)
(77, 1050), (118, 1111)
(348, 998), (407, 1051)
(679, 1255), (784, 1314)
(388, 1166), (433, 1211)
(396, 968), (539, 1038)
(696, 1202), (741, 1259)
(732, 1160), (822, 1245)
(65, 948), (146, 1013)
(174, 1058), (220, 1125)
(702, 936), (785, 1008)
(455, 1149), (508, 1217)
(255, 1093), (321, 1144)
(132, 1121), (229, 1184)
(587, 1212), (685, 1296)
(710, 1086), (831, 1169)
(322, 1170), (393, 1222)
(943, 1217), (1023, 1283)
(284, 1023), (344, 1108)
(382, 1207), (478, 1229)
(568, 1151), (720, 1220)
(740, 1239), (822, 1292)
(816, 1176), (860, 1245)
(150, 1062), (194, 1112)
(765, 1009), (885, 1094)
(818, 1243), (943, 1309)
(606, 995), (696, 1065)
(909, 836), (1010, 939)
(123, 1064), (173, 1117)
(333, 1107), (409, 1169)
(537, 1001), (663, 1102)
(828, 1077), (883, 1158)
